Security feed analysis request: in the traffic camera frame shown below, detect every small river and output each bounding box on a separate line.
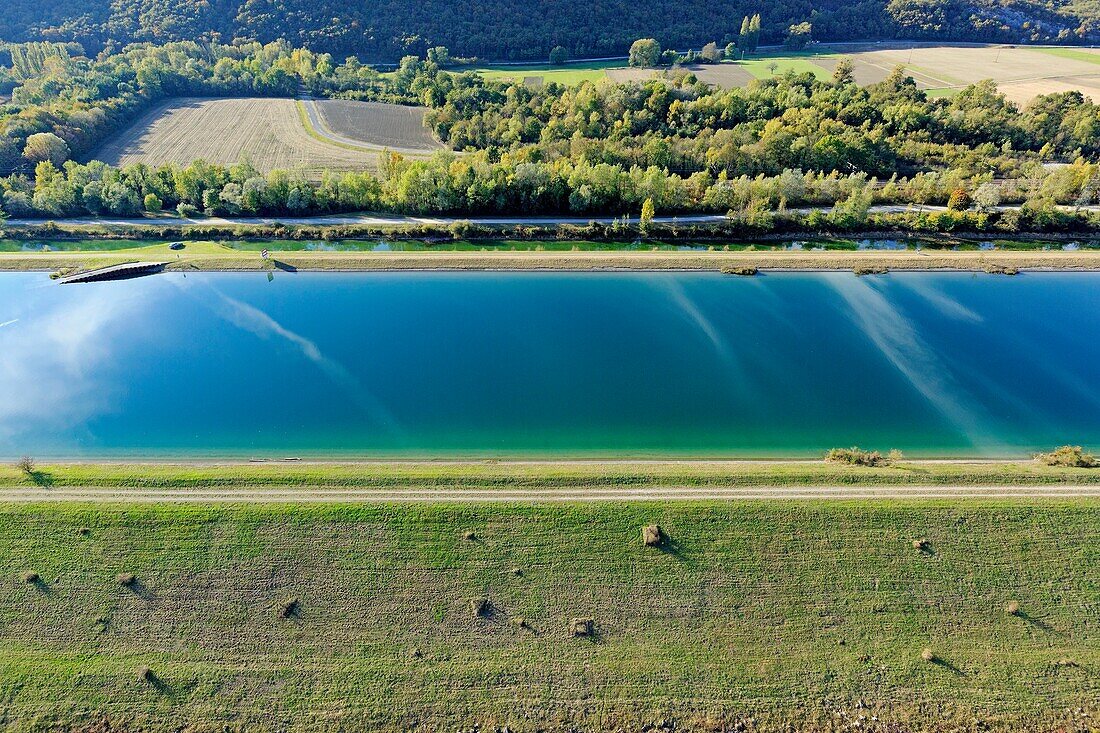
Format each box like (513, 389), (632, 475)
(0, 271), (1097, 458)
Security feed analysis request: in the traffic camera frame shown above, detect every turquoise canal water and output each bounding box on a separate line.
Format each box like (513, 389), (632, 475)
(0, 271), (1097, 458)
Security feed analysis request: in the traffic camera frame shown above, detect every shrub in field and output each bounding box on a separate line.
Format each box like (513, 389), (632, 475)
(825, 447), (893, 467)
(116, 572), (136, 586)
(921, 648), (936, 662)
(1035, 445), (1098, 468)
(1005, 600), (1020, 615)
(470, 597), (488, 617)
(22, 572), (40, 584)
(280, 598), (300, 618)
(570, 617), (594, 636)
(16, 456), (35, 475)
(642, 525), (662, 546)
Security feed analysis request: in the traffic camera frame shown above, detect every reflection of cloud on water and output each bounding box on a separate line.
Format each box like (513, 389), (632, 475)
(649, 276), (746, 373)
(0, 288), (138, 447)
(828, 275), (999, 451)
(893, 277), (983, 323)
(201, 287), (406, 439)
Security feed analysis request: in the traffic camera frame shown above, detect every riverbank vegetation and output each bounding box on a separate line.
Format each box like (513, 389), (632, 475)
(0, 498), (1096, 730)
(2, 41), (1100, 232)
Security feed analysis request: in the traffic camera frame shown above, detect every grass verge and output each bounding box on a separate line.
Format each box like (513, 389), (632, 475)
(3, 460), (1100, 490)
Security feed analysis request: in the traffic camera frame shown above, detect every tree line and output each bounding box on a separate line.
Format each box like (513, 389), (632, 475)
(2, 39), (1100, 226)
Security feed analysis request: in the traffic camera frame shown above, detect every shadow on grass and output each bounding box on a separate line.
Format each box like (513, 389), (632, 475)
(931, 656), (965, 676)
(124, 579), (156, 603)
(27, 471), (53, 488)
(655, 536), (689, 562)
(29, 577), (51, 595)
(273, 260), (297, 272)
(143, 670), (188, 700)
(280, 598), (302, 621)
(1017, 611), (1054, 633)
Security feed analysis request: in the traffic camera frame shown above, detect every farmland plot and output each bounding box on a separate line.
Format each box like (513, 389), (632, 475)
(89, 98), (382, 177)
(311, 99), (444, 153)
(668, 44), (1100, 105)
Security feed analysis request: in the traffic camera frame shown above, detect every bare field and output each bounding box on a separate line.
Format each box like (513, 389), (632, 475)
(683, 43), (1100, 105)
(89, 97), (381, 177)
(312, 99), (443, 153)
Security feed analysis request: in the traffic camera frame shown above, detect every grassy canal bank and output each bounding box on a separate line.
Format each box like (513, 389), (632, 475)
(2, 238), (1100, 272)
(0, 494), (1096, 731)
(4, 459), (1100, 491)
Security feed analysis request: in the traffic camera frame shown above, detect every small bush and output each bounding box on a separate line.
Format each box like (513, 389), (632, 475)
(570, 617), (594, 637)
(982, 263), (1019, 275)
(116, 573), (136, 586)
(720, 266), (758, 276)
(16, 456), (35, 475)
(462, 530), (477, 541)
(912, 538), (928, 551)
(825, 447), (892, 467)
(642, 524), (662, 546)
(511, 567), (523, 577)
(471, 597), (489, 617)
(853, 265), (888, 276)
(947, 188), (972, 211)
(137, 666), (155, 682)
(921, 648), (936, 662)
(22, 572), (39, 584)
(280, 598), (299, 618)
(1035, 445), (1098, 468)
(1005, 600), (1020, 615)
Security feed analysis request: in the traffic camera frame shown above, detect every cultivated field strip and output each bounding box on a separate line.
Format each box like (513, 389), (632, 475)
(89, 97), (381, 177)
(312, 99), (444, 153)
(667, 44), (1100, 105)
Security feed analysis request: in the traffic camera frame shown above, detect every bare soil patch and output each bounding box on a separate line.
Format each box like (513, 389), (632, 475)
(312, 100), (444, 153)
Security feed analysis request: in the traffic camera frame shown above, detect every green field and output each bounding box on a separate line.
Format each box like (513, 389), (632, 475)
(737, 56), (834, 81)
(0, 495), (1097, 731)
(467, 59), (626, 84)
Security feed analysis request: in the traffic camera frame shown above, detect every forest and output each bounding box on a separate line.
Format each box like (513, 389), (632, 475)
(1, 40), (1100, 228)
(1, 0), (1098, 63)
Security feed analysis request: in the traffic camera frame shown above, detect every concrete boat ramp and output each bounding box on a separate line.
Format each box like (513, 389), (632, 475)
(57, 261), (169, 284)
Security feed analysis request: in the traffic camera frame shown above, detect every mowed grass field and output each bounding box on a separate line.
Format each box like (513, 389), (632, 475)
(0, 496), (1097, 731)
(677, 43), (1100, 105)
(89, 98), (385, 177)
(312, 99), (443, 153)
(469, 59), (627, 85)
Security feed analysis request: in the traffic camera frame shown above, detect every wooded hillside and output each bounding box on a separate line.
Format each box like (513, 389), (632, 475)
(1, 0), (1096, 62)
